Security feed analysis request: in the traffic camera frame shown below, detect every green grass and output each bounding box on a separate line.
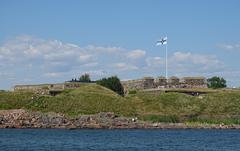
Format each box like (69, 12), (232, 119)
(1, 84), (240, 124)
(29, 84), (139, 117)
(140, 114), (179, 123)
(0, 84), (137, 117)
(0, 91), (33, 109)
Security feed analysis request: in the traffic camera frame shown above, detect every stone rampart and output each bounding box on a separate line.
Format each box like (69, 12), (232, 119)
(121, 76), (208, 92)
(14, 82), (83, 95)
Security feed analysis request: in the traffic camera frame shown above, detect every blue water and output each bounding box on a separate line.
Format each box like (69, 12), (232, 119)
(0, 129), (240, 151)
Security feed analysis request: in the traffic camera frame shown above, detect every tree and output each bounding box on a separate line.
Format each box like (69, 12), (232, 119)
(96, 76), (124, 96)
(79, 73), (91, 82)
(207, 76), (227, 89)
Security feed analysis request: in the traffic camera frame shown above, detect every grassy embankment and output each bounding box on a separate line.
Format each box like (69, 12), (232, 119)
(1, 83), (240, 124)
(0, 84), (137, 117)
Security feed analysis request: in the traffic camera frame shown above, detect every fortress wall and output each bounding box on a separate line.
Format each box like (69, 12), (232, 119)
(121, 79), (145, 90)
(143, 78), (155, 89)
(14, 84), (49, 91)
(122, 76), (208, 91)
(64, 82), (82, 89)
(168, 77), (180, 86)
(14, 77), (208, 95)
(14, 82), (82, 90)
(14, 82), (84, 95)
(154, 78), (167, 87)
(183, 79), (206, 86)
(14, 84), (50, 95)
(49, 84), (65, 90)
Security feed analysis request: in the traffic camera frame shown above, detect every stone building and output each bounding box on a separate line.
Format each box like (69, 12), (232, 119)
(181, 77), (207, 88)
(14, 82), (83, 95)
(154, 76), (167, 88)
(121, 77), (155, 91)
(121, 76), (208, 92)
(143, 77), (155, 89)
(14, 84), (51, 95)
(168, 76), (180, 88)
(121, 79), (145, 91)
(14, 76), (208, 95)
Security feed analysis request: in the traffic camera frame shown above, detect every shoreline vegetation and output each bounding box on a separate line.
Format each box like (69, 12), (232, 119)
(1, 83), (240, 129)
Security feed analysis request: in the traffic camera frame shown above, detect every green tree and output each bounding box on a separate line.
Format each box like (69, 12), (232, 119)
(96, 76), (124, 96)
(79, 73), (91, 82)
(207, 76), (227, 89)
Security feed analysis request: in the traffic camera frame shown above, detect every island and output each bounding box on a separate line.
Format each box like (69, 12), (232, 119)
(1, 76), (240, 129)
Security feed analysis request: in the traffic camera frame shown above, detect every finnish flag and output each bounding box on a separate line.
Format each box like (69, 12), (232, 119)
(156, 37), (167, 46)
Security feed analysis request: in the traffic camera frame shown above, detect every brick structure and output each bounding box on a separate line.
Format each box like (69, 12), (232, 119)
(121, 76), (208, 93)
(154, 76), (167, 88)
(121, 79), (145, 91)
(181, 77), (207, 88)
(14, 82), (82, 95)
(14, 84), (51, 95)
(168, 76), (180, 88)
(143, 77), (155, 89)
(14, 76), (208, 95)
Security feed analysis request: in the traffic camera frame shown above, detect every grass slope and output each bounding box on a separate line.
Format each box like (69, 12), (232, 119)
(0, 84), (137, 117)
(128, 90), (240, 124)
(1, 84), (240, 124)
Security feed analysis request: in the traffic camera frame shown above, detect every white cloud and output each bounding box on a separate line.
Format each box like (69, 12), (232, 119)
(84, 70), (107, 77)
(0, 35), (146, 89)
(85, 45), (123, 53)
(78, 54), (94, 62)
(171, 52), (221, 66)
(145, 51), (224, 74)
(218, 43), (240, 51)
(127, 49), (146, 59)
(82, 62), (99, 67)
(0, 72), (16, 80)
(112, 62), (139, 71)
(43, 72), (64, 78)
(0, 35), (231, 89)
(145, 56), (165, 67)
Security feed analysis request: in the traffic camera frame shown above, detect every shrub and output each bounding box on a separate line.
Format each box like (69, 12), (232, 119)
(79, 73), (91, 82)
(207, 76), (227, 89)
(96, 76), (124, 96)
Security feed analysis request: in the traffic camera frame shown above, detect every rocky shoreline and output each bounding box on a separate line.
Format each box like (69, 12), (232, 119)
(0, 109), (240, 129)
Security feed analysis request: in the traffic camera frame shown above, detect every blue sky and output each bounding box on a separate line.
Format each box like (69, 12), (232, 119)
(0, 0), (240, 89)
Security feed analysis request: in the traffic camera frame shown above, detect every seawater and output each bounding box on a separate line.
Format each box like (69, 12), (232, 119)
(0, 129), (240, 151)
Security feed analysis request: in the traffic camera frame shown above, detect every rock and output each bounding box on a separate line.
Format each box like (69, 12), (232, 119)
(1, 109), (240, 129)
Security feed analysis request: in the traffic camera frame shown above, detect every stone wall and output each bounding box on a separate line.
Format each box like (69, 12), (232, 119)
(64, 82), (82, 89)
(181, 77), (207, 88)
(14, 82), (83, 95)
(168, 76), (180, 88)
(14, 76), (208, 95)
(122, 76), (208, 92)
(121, 79), (145, 90)
(143, 77), (155, 89)
(154, 77), (167, 88)
(14, 84), (50, 95)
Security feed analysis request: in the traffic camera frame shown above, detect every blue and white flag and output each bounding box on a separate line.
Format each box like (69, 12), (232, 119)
(156, 37), (167, 46)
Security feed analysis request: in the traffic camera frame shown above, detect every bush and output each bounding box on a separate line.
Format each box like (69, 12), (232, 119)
(79, 73), (91, 82)
(96, 76), (124, 96)
(207, 76), (227, 89)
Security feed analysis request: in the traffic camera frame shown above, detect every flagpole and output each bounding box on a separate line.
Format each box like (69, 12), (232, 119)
(166, 42), (168, 79)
